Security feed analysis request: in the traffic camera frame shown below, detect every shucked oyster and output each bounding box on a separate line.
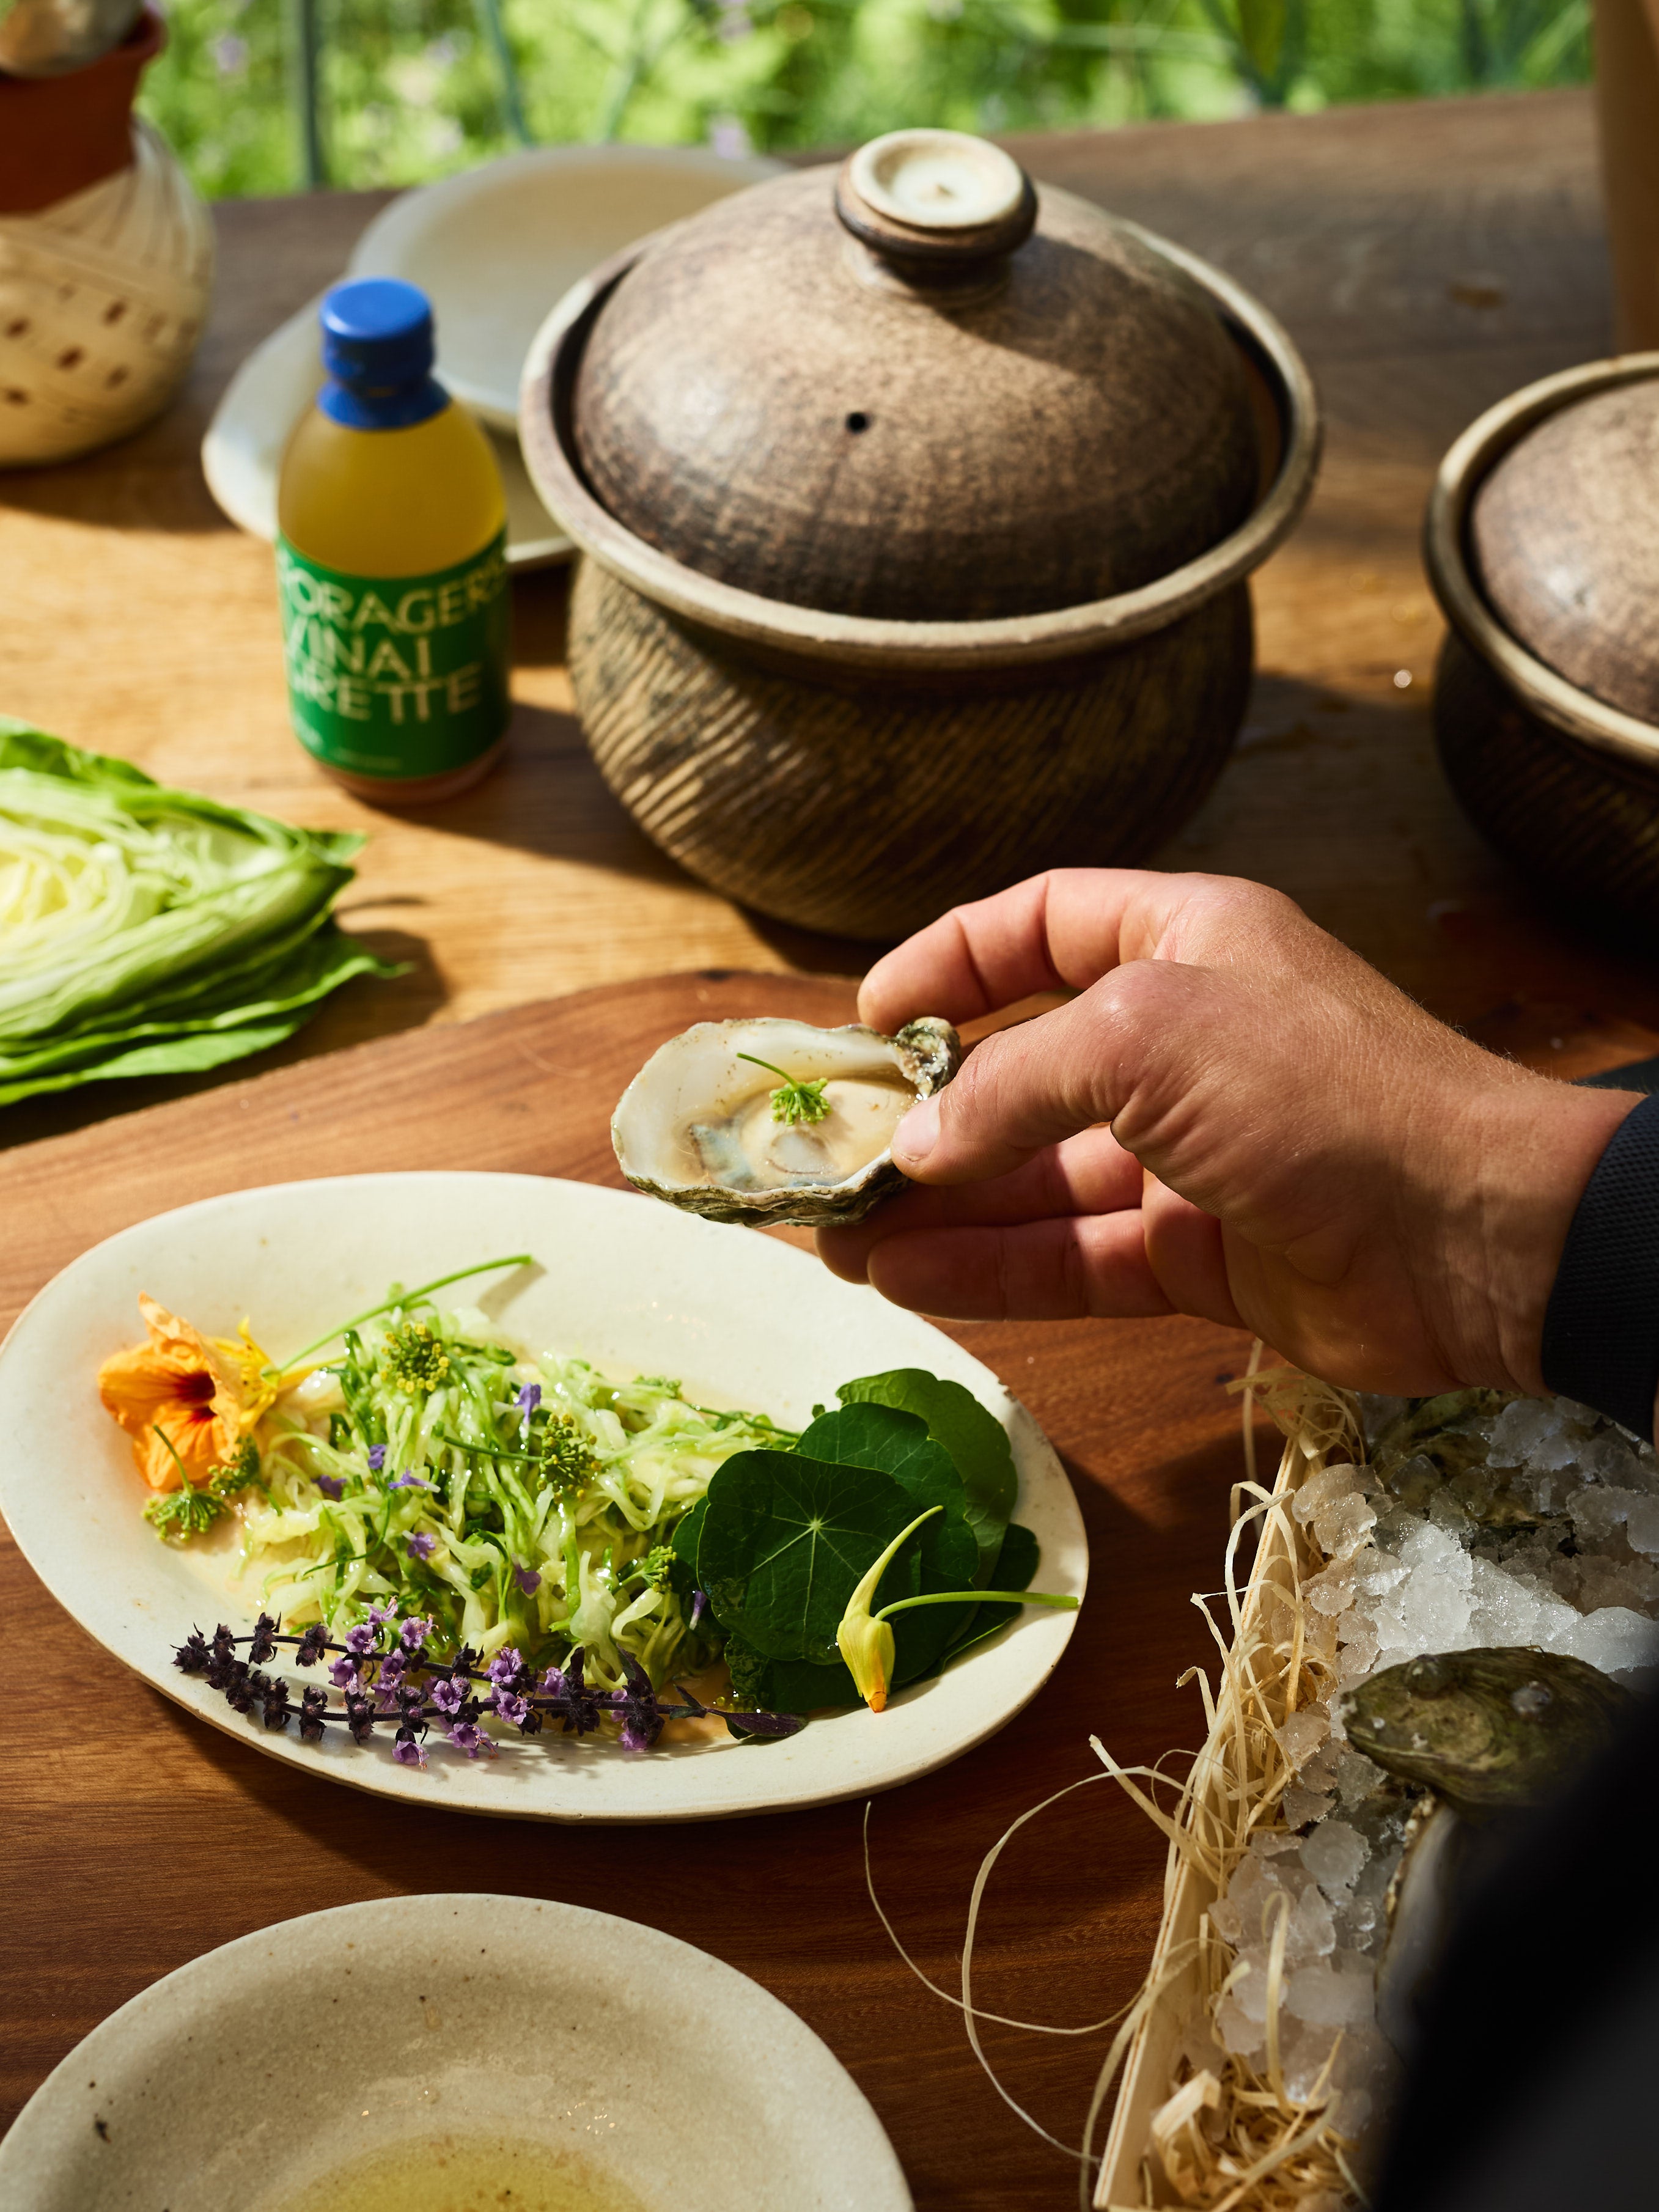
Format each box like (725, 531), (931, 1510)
(612, 1015), (960, 1228)
(1340, 1647), (1631, 1819)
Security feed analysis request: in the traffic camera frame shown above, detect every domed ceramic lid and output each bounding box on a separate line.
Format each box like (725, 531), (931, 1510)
(1472, 378), (1659, 726)
(569, 130), (1262, 625)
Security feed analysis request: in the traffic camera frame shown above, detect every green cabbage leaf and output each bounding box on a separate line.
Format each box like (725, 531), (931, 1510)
(0, 720), (396, 1106)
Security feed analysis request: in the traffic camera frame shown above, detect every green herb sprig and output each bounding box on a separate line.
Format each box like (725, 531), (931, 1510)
(736, 1053), (830, 1126)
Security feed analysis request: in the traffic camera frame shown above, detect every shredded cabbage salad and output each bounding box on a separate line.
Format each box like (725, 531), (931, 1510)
(242, 1294), (793, 1691)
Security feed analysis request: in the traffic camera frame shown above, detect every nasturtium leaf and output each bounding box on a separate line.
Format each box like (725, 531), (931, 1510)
(695, 1444), (977, 1682)
(671, 1496), (707, 1574)
(769, 1653), (860, 1710)
(796, 1401), (979, 1672)
(837, 1370), (1018, 1578)
(724, 1639), (859, 1716)
(697, 1450), (923, 1665)
(942, 1521), (1042, 1663)
(798, 1403), (968, 1524)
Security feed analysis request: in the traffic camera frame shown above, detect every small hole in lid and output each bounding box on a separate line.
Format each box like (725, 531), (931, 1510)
(845, 411), (870, 433)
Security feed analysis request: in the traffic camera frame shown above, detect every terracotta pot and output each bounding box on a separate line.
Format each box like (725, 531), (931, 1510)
(1424, 354), (1659, 924)
(0, 8), (163, 215)
(521, 130), (1320, 939)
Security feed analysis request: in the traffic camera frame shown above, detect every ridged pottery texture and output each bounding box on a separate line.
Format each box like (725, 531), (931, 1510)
(1435, 633), (1659, 925)
(570, 558), (1254, 940)
(1424, 356), (1659, 930)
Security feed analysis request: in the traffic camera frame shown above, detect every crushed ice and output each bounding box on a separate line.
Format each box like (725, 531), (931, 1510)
(1188, 1390), (1659, 2153)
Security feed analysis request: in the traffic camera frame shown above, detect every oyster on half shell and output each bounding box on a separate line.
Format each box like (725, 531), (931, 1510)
(612, 1016), (960, 1227)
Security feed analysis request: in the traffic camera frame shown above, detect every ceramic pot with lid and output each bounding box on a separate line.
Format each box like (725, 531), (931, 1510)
(1425, 353), (1659, 925)
(521, 128), (1320, 939)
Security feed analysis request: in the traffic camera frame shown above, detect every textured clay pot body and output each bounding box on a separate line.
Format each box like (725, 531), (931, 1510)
(1434, 631), (1659, 924)
(572, 558), (1254, 939)
(522, 134), (1320, 939)
(1425, 355), (1659, 926)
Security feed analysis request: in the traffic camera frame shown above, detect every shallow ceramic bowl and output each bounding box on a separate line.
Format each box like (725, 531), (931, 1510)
(0, 1893), (911, 2210)
(1424, 353), (1659, 922)
(0, 1172), (1086, 1824)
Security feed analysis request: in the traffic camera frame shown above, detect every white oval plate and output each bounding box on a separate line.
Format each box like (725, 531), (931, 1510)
(0, 1173), (1086, 1824)
(201, 293), (570, 568)
(0, 1892), (911, 2211)
(348, 143), (783, 429)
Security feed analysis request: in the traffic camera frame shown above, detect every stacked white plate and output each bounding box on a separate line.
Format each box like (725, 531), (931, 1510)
(202, 144), (782, 570)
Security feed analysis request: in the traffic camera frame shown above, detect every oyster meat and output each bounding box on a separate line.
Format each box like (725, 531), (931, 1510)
(612, 1015), (960, 1228)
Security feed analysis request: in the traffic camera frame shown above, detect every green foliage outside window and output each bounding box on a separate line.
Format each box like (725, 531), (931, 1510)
(137, 0), (1592, 200)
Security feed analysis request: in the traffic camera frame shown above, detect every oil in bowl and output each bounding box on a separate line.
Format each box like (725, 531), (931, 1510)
(273, 2133), (652, 2212)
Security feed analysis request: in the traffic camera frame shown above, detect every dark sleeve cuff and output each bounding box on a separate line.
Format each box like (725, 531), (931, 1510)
(1540, 1088), (1659, 1442)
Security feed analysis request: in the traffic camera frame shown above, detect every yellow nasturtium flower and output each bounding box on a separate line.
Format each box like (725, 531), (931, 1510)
(836, 1505), (941, 1714)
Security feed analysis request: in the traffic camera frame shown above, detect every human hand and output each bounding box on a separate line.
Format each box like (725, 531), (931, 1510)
(817, 870), (1637, 1396)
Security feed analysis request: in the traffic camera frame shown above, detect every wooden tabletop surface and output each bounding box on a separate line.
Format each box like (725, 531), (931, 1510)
(4, 86), (1659, 2210)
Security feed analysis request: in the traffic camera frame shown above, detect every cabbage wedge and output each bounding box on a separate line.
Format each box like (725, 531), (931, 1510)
(0, 721), (396, 1106)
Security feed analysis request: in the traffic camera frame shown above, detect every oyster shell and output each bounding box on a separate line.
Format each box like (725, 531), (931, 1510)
(612, 1015), (960, 1228)
(1339, 1646), (1631, 1820)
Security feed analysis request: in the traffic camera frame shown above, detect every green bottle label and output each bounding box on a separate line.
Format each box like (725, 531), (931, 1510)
(277, 528), (511, 781)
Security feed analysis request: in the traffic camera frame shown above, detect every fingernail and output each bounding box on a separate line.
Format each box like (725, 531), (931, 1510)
(894, 1097), (939, 1169)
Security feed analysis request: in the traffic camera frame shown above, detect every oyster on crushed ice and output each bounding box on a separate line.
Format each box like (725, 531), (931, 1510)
(611, 1015), (960, 1227)
(1339, 1646), (1631, 1818)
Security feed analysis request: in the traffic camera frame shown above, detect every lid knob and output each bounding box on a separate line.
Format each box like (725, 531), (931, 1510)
(834, 128), (1037, 297)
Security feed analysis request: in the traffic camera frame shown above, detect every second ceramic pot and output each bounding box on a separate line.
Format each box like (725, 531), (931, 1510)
(523, 129), (1320, 939)
(1424, 352), (1659, 927)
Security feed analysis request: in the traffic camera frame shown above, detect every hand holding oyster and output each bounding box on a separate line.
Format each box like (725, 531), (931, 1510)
(612, 1016), (960, 1228)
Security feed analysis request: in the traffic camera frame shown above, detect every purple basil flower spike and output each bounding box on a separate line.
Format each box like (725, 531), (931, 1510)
(328, 1654), (362, 1689)
(367, 1444), (387, 1472)
(487, 1647), (524, 1688)
(399, 1615), (432, 1655)
(344, 1623), (377, 1656)
(612, 1650), (665, 1754)
(389, 1471), (431, 1491)
(447, 1720), (494, 1758)
(406, 1531), (436, 1561)
(392, 1733), (427, 1769)
(315, 1474), (345, 1501)
(513, 1561), (542, 1595)
(429, 1676), (465, 1716)
(295, 1623), (329, 1667)
(491, 1688), (530, 1727)
(174, 1628), (211, 1674)
(366, 1600), (399, 1628)
(690, 1587), (709, 1631)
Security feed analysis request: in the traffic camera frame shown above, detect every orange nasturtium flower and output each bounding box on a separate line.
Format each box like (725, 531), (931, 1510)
(98, 1295), (247, 1492)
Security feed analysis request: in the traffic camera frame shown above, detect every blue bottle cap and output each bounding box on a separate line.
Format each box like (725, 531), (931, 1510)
(317, 278), (447, 430)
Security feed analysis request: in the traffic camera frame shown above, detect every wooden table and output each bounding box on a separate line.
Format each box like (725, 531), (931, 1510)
(4, 89), (1658, 2211)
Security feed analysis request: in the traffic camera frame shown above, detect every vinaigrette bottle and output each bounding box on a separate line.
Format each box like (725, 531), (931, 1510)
(276, 277), (510, 804)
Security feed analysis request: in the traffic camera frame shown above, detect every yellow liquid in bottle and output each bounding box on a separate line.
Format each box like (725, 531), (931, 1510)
(279, 403), (505, 580)
(278, 381), (512, 804)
